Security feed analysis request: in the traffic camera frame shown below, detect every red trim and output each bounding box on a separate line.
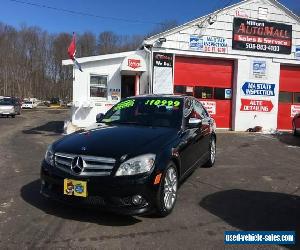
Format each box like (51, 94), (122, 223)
(277, 66), (300, 130)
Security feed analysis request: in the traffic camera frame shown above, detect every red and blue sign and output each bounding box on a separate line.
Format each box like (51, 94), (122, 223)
(242, 82), (275, 96)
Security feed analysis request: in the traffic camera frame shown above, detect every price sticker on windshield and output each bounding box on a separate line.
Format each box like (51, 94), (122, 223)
(113, 99), (135, 111)
(144, 99), (181, 107)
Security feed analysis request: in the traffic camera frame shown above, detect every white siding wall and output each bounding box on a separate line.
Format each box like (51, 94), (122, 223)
(147, 0), (300, 131)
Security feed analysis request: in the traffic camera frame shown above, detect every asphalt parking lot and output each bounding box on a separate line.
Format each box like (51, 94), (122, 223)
(0, 109), (299, 249)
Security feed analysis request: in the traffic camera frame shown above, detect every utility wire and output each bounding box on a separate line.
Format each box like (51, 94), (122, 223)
(7, 0), (164, 26)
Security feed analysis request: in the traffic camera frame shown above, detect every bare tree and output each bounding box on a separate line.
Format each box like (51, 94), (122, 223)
(97, 31), (119, 55)
(78, 32), (97, 57)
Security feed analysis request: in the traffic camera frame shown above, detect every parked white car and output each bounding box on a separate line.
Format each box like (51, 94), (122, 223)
(22, 101), (34, 109)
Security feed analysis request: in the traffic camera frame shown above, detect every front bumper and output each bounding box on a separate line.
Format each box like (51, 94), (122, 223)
(0, 110), (15, 115)
(40, 160), (159, 215)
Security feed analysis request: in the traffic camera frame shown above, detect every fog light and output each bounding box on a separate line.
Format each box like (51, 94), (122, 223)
(132, 195), (143, 205)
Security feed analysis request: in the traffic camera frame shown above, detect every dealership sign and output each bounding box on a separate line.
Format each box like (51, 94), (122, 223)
(190, 35), (228, 53)
(242, 82), (275, 96)
(128, 59), (141, 69)
(240, 99), (273, 112)
(153, 52), (173, 67)
(232, 18), (292, 54)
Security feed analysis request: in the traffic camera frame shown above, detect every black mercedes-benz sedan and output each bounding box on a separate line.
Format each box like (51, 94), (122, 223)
(41, 95), (216, 216)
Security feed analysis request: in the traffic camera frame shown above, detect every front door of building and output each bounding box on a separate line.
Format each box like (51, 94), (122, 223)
(121, 75), (135, 99)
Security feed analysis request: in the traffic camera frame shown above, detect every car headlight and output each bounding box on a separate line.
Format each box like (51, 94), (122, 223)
(44, 145), (54, 166)
(115, 154), (156, 176)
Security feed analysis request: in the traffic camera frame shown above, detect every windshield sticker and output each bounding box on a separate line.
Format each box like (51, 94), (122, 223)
(144, 99), (181, 107)
(113, 99), (135, 111)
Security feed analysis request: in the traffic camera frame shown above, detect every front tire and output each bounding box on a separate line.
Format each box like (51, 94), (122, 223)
(156, 163), (178, 217)
(204, 136), (216, 168)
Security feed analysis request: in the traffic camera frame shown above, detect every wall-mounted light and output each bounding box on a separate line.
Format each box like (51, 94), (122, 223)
(208, 16), (216, 25)
(158, 37), (167, 43)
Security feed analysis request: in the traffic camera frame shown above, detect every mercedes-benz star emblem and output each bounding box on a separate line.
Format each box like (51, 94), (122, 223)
(71, 156), (85, 174)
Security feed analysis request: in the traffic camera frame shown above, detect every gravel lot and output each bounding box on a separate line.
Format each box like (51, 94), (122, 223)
(0, 109), (299, 249)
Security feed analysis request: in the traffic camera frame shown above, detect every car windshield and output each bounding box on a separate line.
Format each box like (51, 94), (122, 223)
(101, 97), (183, 128)
(0, 98), (13, 105)
(24, 101), (33, 104)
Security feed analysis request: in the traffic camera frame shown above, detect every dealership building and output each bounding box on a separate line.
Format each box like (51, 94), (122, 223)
(62, 0), (300, 132)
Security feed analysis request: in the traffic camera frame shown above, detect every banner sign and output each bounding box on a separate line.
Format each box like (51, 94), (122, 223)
(153, 52), (173, 67)
(190, 35), (228, 53)
(200, 101), (216, 115)
(153, 52), (173, 94)
(242, 82), (275, 96)
(232, 18), (292, 54)
(291, 105), (300, 117)
(240, 99), (273, 112)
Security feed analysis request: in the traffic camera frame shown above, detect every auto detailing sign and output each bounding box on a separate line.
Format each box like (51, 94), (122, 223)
(190, 35), (228, 53)
(242, 82), (275, 96)
(201, 101), (216, 115)
(232, 18), (292, 54)
(240, 99), (273, 112)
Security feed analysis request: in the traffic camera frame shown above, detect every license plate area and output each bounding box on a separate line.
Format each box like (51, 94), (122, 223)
(63, 179), (87, 197)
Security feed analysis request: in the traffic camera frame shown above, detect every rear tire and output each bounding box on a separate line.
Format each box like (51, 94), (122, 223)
(156, 163), (178, 217)
(204, 136), (216, 168)
(11, 115), (15, 118)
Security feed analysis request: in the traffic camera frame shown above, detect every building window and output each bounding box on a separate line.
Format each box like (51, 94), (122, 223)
(194, 87), (213, 99)
(294, 93), (300, 104)
(90, 75), (108, 98)
(174, 85), (186, 94)
(279, 92), (293, 103)
(214, 88), (231, 100)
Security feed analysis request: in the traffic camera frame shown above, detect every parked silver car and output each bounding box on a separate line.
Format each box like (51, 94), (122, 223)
(0, 97), (18, 118)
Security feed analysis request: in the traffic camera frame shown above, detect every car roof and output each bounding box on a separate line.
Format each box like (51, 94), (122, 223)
(131, 94), (188, 99)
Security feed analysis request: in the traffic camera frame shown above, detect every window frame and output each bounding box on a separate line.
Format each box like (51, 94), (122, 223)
(89, 74), (109, 100)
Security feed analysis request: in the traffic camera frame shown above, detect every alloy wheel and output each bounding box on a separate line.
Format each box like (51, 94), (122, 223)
(163, 167), (177, 210)
(210, 138), (216, 164)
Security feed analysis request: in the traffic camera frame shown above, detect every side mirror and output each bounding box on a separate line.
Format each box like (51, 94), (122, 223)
(96, 113), (104, 123)
(187, 118), (202, 128)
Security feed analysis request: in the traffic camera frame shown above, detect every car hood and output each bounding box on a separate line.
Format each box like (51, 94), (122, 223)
(53, 124), (179, 159)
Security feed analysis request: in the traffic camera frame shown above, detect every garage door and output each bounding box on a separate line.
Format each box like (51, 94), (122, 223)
(277, 66), (300, 130)
(174, 57), (234, 129)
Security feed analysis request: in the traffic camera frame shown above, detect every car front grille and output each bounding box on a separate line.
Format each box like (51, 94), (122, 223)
(54, 152), (116, 176)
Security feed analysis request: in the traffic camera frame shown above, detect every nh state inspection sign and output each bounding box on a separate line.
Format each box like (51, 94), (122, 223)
(242, 82), (275, 96)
